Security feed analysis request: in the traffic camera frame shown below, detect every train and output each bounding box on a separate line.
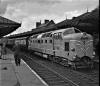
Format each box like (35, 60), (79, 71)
(2, 27), (95, 69)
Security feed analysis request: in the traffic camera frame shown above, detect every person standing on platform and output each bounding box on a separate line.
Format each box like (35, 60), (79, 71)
(13, 44), (21, 66)
(0, 45), (2, 59)
(1, 43), (7, 60)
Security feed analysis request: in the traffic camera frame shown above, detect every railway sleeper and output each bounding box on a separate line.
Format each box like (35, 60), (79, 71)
(36, 72), (57, 77)
(43, 78), (63, 81)
(40, 75), (61, 79)
(47, 81), (70, 85)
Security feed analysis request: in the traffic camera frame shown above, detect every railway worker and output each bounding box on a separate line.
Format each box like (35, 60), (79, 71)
(13, 44), (21, 66)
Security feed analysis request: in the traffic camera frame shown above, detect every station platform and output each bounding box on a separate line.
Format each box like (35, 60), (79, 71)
(0, 49), (47, 86)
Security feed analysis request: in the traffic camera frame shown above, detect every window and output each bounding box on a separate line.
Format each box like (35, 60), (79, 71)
(49, 34), (52, 37)
(46, 32), (51, 37)
(45, 40), (47, 43)
(41, 40), (43, 43)
(75, 28), (81, 33)
(54, 33), (57, 39)
(30, 40), (32, 43)
(56, 33), (59, 39)
(42, 34), (46, 38)
(49, 40), (52, 43)
(33, 34), (38, 38)
(58, 32), (62, 39)
(35, 40), (37, 43)
(38, 40), (40, 43)
(63, 29), (75, 36)
(65, 42), (69, 51)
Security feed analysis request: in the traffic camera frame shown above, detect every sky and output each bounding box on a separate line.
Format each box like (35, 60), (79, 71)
(0, 0), (99, 35)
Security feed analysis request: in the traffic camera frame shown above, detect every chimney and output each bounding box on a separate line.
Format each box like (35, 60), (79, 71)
(72, 17), (76, 20)
(36, 21), (41, 28)
(44, 19), (49, 24)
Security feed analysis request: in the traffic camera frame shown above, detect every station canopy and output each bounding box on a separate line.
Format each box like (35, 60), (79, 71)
(0, 16), (21, 38)
(7, 7), (99, 38)
(56, 7), (99, 34)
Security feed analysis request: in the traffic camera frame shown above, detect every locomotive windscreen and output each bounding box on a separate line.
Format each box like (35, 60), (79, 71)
(63, 29), (75, 36)
(74, 28), (82, 33)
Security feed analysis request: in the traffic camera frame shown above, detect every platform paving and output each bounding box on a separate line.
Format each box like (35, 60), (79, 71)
(0, 48), (47, 86)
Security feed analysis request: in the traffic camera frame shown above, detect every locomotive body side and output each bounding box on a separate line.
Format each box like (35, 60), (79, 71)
(28, 27), (94, 68)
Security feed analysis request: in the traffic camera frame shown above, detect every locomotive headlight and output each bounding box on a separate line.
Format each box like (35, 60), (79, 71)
(72, 56), (77, 61)
(93, 51), (95, 55)
(73, 54), (77, 59)
(73, 55), (80, 61)
(92, 51), (95, 58)
(71, 48), (75, 52)
(73, 56), (76, 59)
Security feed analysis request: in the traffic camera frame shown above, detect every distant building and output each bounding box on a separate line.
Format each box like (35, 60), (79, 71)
(32, 19), (55, 30)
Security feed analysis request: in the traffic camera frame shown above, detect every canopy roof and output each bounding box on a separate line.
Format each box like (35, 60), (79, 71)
(56, 7), (99, 34)
(0, 16), (21, 38)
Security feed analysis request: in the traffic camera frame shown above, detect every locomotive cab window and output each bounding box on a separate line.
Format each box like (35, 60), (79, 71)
(63, 29), (75, 36)
(74, 28), (81, 33)
(65, 42), (69, 51)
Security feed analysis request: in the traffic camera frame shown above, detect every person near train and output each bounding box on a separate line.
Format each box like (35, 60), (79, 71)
(0, 45), (2, 59)
(13, 45), (21, 66)
(0, 45), (7, 60)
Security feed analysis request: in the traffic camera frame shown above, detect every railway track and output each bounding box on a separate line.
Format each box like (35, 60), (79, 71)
(20, 52), (99, 86)
(22, 54), (79, 86)
(77, 69), (99, 85)
(40, 58), (99, 86)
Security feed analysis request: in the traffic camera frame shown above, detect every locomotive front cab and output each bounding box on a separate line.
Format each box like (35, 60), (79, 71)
(63, 28), (94, 68)
(75, 33), (93, 59)
(69, 32), (94, 68)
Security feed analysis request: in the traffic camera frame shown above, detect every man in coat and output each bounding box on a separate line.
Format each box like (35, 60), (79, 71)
(13, 45), (21, 66)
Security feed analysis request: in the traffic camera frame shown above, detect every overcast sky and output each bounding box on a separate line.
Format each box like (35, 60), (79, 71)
(0, 0), (99, 35)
